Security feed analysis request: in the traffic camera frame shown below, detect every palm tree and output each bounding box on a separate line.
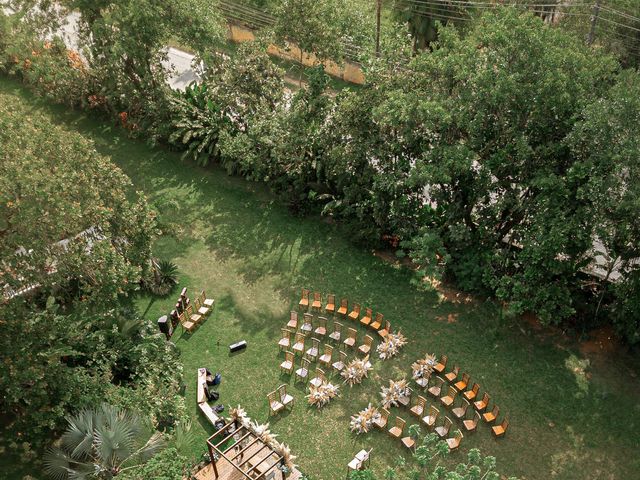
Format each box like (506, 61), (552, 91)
(44, 404), (165, 479)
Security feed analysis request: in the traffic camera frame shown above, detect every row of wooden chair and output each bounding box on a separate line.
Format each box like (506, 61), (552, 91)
(297, 290), (390, 337)
(383, 413), (463, 452)
(286, 311), (389, 346)
(419, 355), (509, 438)
(179, 290), (214, 333)
(279, 329), (375, 361)
(268, 384), (294, 415)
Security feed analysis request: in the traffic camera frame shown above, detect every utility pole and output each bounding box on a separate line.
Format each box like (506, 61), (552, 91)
(375, 0), (382, 57)
(586, 1), (601, 46)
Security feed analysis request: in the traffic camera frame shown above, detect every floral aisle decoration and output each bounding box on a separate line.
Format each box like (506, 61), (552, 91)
(411, 353), (437, 387)
(341, 356), (373, 387)
(376, 331), (408, 360)
(349, 403), (381, 435)
(228, 405), (297, 472)
(306, 382), (340, 408)
(380, 378), (411, 408)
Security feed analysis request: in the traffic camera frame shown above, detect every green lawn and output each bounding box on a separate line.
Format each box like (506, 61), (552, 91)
(2, 76), (639, 480)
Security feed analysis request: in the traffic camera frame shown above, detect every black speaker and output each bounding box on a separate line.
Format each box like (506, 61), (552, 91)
(157, 315), (173, 340)
(229, 340), (247, 353)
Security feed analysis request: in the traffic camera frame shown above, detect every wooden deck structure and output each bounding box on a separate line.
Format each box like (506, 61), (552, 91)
(193, 419), (302, 480)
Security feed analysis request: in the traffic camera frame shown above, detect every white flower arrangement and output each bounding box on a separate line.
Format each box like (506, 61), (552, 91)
(341, 356), (373, 387)
(349, 403), (381, 435)
(306, 382), (340, 408)
(376, 331), (408, 360)
(380, 378), (411, 408)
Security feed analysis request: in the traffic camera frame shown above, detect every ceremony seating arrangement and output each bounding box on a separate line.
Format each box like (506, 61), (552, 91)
(337, 298), (349, 318)
(305, 337), (320, 362)
(401, 433), (415, 450)
(483, 404), (500, 424)
(410, 395), (427, 417)
(377, 318), (390, 339)
(310, 368), (326, 388)
(428, 376), (445, 398)
(371, 313), (384, 332)
(474, 392), (490, 412)
(441, 386), (458, 408)
(314, 316), (327, 337)
(445, 365), (460, 383)
(329, 321), (342, 342)
(311, 292), (322, 312)
(454, 373), (470, 392)
(301, 313), (313, 333)
(433, 354), (447, 374)
(452, 399), (470, 419)
(358, 335), (373, 356)
(200, 290), (214, 309)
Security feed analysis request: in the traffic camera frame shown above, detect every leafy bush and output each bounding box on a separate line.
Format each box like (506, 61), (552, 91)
(119, 447), (190, 480)
(145, 259), (180, 297)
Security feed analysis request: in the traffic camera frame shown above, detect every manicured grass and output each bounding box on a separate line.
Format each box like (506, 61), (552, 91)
(2, 76), (639, 480)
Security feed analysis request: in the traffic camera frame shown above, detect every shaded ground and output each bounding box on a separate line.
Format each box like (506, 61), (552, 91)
(1, 77), (639, 480)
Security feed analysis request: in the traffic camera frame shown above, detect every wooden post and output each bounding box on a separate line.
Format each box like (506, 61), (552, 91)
(587, 1), (601, 46)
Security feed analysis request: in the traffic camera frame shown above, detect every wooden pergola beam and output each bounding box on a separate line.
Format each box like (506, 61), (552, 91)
(228, 437), (261, 462)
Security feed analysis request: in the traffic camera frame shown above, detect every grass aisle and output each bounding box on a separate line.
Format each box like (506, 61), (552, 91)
(2, 77), (639, 480)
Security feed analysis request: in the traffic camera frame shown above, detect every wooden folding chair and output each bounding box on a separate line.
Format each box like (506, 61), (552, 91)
(446, 430), (463, 452)
(433, 354), (447, 374)
(399, 386), (412, 408)
(278, 384), (294, 410)
(186, 305), (202, 325)
(360, 307), (372, 327)
(374, 407), (390, 429)
(314, 316), (327, 337)
(301, 313), (313, 333)
(287, 310), (298, 330)
(388, 416), (406, 439)
(454, 373), (470, 392)
(452, 398), (470, 419)
(463, 411), (481, 432)
(440, 386), (458, 408)
(435, 416), (453, 439)
(348, 303), (361, 322)
(337, 298), (348, 318)
(445, 365), (460, 383)
(492, 415), (509, 438)
(311, 292), (322, 312)
(332, 350), (348, 373)
(410, 395), (427, 417)
(319, 344), (333, 367)
(474, 392), (490, 413)
(195, 296), (210, 317)
(305, 337), (320, 362)
(358, 335), (373, 356)
(292, 332), (306, 356)
(295, 358), (310, 383)
(179, 311), (196, 333)
(200, 290), (214, 308)
(371, 313), (384, 332)
(299, 288), (310, 310)
(401, 433), (416, 450)
(328, 321), (342, 342)
(463, 383), (480, 402)
(325, 294), (336, 315)
(421, 405), (439, 429)
(427, 376), (445, 398)
(268, 391), (284, 416)
(280, 351), (294, 375)
(278, 328), (293, 351)
(483, 404), (499, 424)
(310, 367), (326, 388)
(377, 319), (391, 339)
(343, 327), (357, 348)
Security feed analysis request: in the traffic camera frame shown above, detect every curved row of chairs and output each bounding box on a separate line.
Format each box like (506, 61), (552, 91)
(414, 354), (509, 438)
(298, 289), (391, 337)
